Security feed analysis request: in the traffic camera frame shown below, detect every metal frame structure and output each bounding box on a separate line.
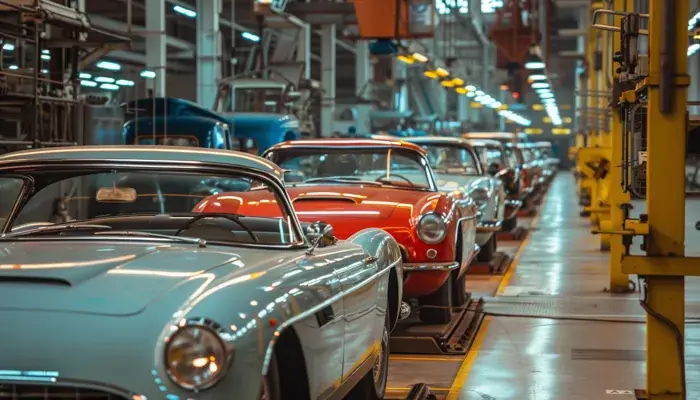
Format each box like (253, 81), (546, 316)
(0, 0), (130, 153)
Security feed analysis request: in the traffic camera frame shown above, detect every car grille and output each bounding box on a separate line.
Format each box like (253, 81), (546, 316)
(0, 383), (128, 399)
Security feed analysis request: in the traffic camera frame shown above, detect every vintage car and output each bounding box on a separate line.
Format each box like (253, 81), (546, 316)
(197, 138), (480, 325)
(463, 131), (522, 145)
(0, 146), (404, 400)
(531, 141), (559, 184)
(503, 142), (543, 204)
(123, 97), (238, 149)
(460, 138), (525, 232)
(400, 136), (506, 261)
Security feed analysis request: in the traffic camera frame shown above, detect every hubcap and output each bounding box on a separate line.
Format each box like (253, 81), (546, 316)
(372, 328), (388, 385)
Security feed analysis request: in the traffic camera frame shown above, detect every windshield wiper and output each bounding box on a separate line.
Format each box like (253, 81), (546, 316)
(93, 231), (207, 248)
(302, 177), (381, 185)
(1, 223), (113, 239)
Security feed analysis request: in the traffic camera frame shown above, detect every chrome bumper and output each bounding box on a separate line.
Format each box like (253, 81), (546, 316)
(477, 219), (503, 232)
(403, 261), (460, 271)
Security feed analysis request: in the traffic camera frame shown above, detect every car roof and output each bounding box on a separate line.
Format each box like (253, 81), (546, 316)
(462, 132), (517, 140)
(269, 138), (428, 155)
(532, 141), (552, 148)
(0, 145), (283, 176)
(463, 138), (503, 147)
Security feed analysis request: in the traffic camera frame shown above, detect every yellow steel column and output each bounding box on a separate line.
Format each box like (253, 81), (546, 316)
(645, 0), (688, 398)
(607, 0), (632, 292)
(586, 3), (602, 225)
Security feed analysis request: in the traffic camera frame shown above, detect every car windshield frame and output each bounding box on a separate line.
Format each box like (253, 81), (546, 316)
(418, 142), (483, 176)
(0, 159), (308, 249)
(264, 145), (439, 192)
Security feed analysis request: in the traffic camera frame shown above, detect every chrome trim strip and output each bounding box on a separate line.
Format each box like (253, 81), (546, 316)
(477, 220), (503, 233)
(402, 261), (459, 271)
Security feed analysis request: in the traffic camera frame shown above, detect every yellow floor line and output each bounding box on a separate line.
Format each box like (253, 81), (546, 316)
(389, 355), (464, 362)
(445, 317), (492, 400)
(387, 386), (451, 393)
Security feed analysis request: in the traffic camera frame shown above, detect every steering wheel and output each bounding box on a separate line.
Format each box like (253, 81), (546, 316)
(375, 173), (413, 185)
(175, 213), (259, 242)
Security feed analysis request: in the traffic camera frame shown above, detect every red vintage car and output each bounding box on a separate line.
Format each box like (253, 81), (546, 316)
(193, 138), (480, 324)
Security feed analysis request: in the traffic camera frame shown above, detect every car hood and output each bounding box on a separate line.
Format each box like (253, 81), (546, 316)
(0, 241), (258, 316)
(285, 185), (433, 220)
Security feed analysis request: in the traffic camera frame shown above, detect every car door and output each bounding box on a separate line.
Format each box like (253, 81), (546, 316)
(291, 252), (345, 398)
(318, 242), (382, 383)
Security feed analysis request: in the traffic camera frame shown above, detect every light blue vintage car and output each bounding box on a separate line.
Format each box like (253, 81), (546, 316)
(402, 136), (506, 262)
(0, 146), (403, 400)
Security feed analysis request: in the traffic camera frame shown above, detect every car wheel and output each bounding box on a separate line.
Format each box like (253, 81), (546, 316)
(477, 235), (496, 263)
(346, 314), (390, 400)
(502, 215), (517, 232)
(260, 352), (282, 400)
(451, 269), (468, 307)
(417, 274), (453, 324)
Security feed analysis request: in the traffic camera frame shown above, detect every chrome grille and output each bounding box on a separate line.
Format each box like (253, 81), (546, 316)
(0, 383), (127, 399)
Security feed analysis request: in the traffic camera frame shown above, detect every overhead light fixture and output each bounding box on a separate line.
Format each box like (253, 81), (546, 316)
(397, 55), (414, 64)
(499, 84), (509, 91)
(536, 88), (551, 94)
(41, 69), (48, 74)
(79, 72), (92, 79)
(242, 32), (260, 42)
(525, 61), (546, 70)
(435, 67), (449, 77)
(41, 54), (50, 60)
(475, 90), (485, 96)
(95, 76), (115, 83)
(96, 61), (121, 71)
(100, 83), (120, 91)
(140, 70), (156, 79)
(116, 79), (135, 86)
(466, 91), (476, 97)
(540, 92), (554, 99)
(688, 43), (700, 56)
(455, 87), (467, 94)
(412, 52), (428, 63)
(441, 80), (455, 88)
(532, 104), (544, 111)
(452, 77), (464, 86)
(528, 74), (547, 81)
(173, 5), (196, 18)
(42, 49), (49, 54)
(8, 65), (18, 70)
(424, 70), (439, 79)
(2, 43), (14, 51)
(532, 82), (550, 89)
(466, 85), (476, 91)
(80, 80), (97, 87)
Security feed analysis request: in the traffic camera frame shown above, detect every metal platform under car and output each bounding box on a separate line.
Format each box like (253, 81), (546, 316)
(390, 295), (484, 355)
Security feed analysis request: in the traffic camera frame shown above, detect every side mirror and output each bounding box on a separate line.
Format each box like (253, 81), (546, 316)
(487, 163), (500, 176)
(305, 221), (336, 250)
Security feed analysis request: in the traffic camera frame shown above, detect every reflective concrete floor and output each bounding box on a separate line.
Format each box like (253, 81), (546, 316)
(453, 174), (700, 400)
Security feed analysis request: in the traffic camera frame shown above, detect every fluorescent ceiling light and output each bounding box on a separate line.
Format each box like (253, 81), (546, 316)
(100, 83), (120, 91)
(173, 5), (196, 18)
(8, 65), (18, 70)
(532, 82), (549, 89)
(2, 43), (14, 51)
(95, 76), (115, 83)
(525, 61), (545, 70)
(535, 88), (550, 94)
(475, 90), (485, 96)
(689, 43), (700, 56)
(42, 49), (49, 54)
(41, 69), (48, 74)
(466, 85), (476, 91)
(80, 80), (97, 87)
(242, 32), (260, 42)
(540, 92), (554, 99)
(140, 70), (156, 79)
(529, 74), (547, 81)
(116, 79), (135, 86)
(41, 54), (50, 60)
(466, 92), (476, 97)
(96, 61), (121, 71)
(79, 72), (92, 79)
(412, 53), (428, 63)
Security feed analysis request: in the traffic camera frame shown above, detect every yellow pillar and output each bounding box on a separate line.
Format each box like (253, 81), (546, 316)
(645, 0), (688, 398)
(586, 4), (602, 225)
(607, 0), (632, 292)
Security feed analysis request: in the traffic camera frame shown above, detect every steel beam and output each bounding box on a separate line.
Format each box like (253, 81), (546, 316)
(89, 15), (193, 51)
(320, 24), (336, 137)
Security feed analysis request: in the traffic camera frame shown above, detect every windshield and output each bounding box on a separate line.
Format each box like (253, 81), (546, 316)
(267, 147), (435, 190)
(505, 147), (524, 166)
(1, 169), (300, 246)
(420, 144), (480, 175)
(235, 87), (285, 113)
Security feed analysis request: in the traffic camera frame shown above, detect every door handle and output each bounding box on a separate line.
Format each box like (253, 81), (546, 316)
(363, 256), (378, 264)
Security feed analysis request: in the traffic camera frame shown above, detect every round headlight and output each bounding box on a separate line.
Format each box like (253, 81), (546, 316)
(165, 325), (228, 391)
(417, 213), (447, 244)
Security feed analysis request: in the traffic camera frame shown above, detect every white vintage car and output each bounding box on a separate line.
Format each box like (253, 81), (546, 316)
(0, 146), (403, 400)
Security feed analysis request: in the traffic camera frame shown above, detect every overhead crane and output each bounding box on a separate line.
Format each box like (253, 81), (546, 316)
(592, 0), (691, 398)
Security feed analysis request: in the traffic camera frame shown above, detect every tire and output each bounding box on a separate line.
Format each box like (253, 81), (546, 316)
(477, 234), (496, 263)
(417, 274), (453, 324)
(346, 314), (390, 400)
(260, 351), (282, 400)
(502, 215), (517, 232)
(451, 269), (468, 306)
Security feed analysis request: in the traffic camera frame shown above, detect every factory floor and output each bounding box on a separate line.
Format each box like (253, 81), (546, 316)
(387, 173), (700, 400)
